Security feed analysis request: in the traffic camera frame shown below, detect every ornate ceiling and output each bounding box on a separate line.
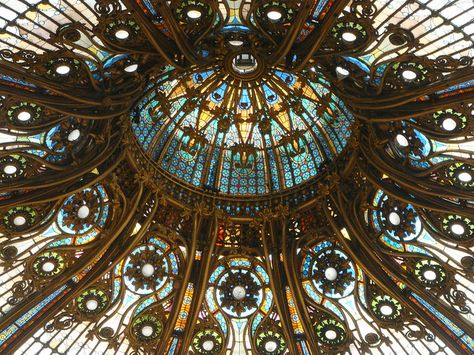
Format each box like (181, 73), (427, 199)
(131, 65), (352, 195)
(0, 0), (473, 354)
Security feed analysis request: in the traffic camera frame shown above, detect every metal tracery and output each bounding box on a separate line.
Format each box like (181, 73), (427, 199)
(0, 0), (473, 354)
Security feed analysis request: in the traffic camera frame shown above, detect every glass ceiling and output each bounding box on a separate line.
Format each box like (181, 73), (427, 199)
(132, 65), (352, 195)
(0, 1), (473, 355)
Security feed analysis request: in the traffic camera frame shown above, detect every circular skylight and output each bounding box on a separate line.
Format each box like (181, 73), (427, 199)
(324, 267), (338, 281)
(124, 64), (138, 73)
(202, 340), (214, 351)
(187, 9), (202, 19)
(114, 29), (130, 40)
(17, 111), (31, 122)
(267, 10), (283, 21)
(13, 216), (26, 226)
(3, 165), (17, 175)
(342, 31), (357, 42)
(457, 171), (472, 183)
(86, 299), (99, 311)
(264, 340), (278, 352)
(451, 223), (465, 235)
(55, 65), (71, 75)
(67, 129), (81, 142)
(231, 53), (259, 75)
(396, 134), (409, 147)
(423, 269), (437, 281)
(141, 325), (154, 337)
(77, 205), (90, 219)
(389, 212), (401, 226)
(336, 66), (350, 77)
(232, 286), (246, 300)
(380, 305), (393, 316)
(141, 263), (155, 277)
(228, 39), (244, 47)
(402, 69), (417, 81)
(325, 330), (338, 340)
(42, 262), (55, 273)
(442, 117), (457, 131)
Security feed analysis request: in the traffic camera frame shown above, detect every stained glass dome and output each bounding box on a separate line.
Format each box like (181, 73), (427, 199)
(0, 0), (473, 355)
(131, 63), (353, 195)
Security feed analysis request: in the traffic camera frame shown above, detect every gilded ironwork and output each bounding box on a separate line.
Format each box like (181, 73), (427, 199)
(0, 1), (473, 354)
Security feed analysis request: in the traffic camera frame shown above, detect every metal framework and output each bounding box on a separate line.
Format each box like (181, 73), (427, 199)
(0, 0), (473, 354)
